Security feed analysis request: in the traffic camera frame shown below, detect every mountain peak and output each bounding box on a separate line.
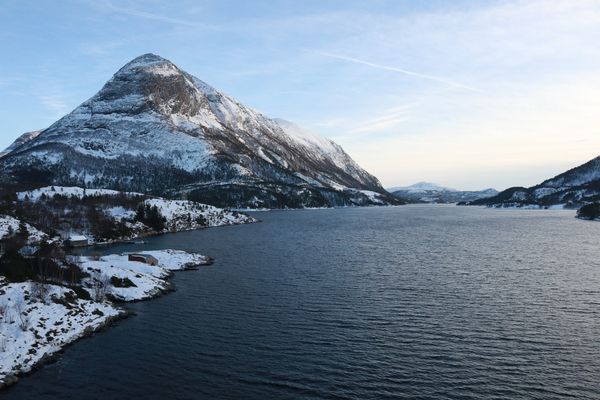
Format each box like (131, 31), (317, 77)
(129, 53), (168, 65)
(116, 53), (178, 77)
(0, 54), (394, 208)
(388, 182), (455, 192)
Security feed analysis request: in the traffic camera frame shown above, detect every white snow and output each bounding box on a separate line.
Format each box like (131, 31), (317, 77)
(4, 54), (389, 208)
(0, 282), (122, 385)
(510, 191), (529, 201)
(388, 182), (455, 193)
(0, 216), (47, 244)
(77, 250), (211, 301)
(17, 186), (144, 202)
(359, 190), (386, 205)
(68, 235), (88, 242)
(533, 187), (558, 198)
(105, 207), (136, 220)
(136, 249), (211, 271)
(144, 198), (256, 231)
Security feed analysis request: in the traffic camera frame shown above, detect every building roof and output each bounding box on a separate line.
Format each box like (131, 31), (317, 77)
(69, 235), (88, 241)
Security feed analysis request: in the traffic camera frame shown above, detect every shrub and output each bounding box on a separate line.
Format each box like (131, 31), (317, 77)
(0, 250), (36, 282)
(110, 276), (136, 288)
(577, 203), (600, 220)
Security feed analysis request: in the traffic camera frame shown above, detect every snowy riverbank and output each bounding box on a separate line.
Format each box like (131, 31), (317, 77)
(0, 249), (211, 388)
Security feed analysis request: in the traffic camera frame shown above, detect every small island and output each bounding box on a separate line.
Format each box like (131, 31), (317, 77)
(576, 203), (600, 221)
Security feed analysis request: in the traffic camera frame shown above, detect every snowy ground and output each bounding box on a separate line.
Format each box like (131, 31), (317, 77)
(137, 249), (212, 270)
(77, 250), (211, 302)
(17, 186), (143, 202)
(0, 249), (212, 387)
(13, 186), (256, 245)
(0, 215), (47, 243)
(0, 280), (123, 387)
(144, 198), (256, 231)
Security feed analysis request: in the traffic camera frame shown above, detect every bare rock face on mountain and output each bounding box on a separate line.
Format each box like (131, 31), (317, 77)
(0, 54), (397, 208)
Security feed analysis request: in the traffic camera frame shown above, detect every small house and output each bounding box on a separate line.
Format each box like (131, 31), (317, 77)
(128, 253), (159, 266)
(67, 235), (89, 247)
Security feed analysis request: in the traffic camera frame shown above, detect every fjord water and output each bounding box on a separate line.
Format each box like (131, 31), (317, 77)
(6, 206), (600, 399)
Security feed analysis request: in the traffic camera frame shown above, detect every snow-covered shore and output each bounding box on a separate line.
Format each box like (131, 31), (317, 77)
(12, 186), (257, 246)
(0, 249), (212, 388)
(0, 280), (124, 388)
(78, 250), (211, 301)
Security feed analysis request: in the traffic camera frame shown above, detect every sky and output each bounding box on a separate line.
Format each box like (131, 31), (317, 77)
(1, 0), (600, 191)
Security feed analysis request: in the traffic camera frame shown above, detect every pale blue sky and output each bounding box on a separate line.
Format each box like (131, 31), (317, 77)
(1, 0), (600, 190)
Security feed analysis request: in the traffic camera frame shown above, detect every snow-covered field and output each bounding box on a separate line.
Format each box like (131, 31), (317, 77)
(78, 250), (211, 301)
(0, 215), (47, 243)
(0, 280), (123, 387)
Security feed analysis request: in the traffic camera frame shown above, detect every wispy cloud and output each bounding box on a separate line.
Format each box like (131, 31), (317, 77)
(0, 75), (24, 88)
(93, 0), (216, 29)
(38, 94), (69, 117)
(320, 104), (416, 138)
(314, 51), (482, 93)
(347, 105), (413, 135)
(78, 39), (129, 57)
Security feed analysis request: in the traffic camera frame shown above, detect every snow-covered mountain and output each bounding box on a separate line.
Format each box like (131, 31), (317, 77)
(471, 156), (600, 208)
(387, 182), (455, 194)
(0, 54), (396, 208)
(0, 130), (42, 159)
(388, 182), (497, 204)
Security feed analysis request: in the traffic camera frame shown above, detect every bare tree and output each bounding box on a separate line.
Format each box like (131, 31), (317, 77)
(30, 281), (50, 304)
(14, 301), (30, 332)
(0, 302), (7, 321)
(90, 272), (111, 302)
(0, 334), (7, 352)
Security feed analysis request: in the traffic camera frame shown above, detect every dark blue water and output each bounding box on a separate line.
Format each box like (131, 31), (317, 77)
(5, 206), (600, 399)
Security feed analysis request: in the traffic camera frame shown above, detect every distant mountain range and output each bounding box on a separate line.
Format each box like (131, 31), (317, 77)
(0, 53), (398, 209)
(470, 157), (600, 208)
(388, 182), (498, 204)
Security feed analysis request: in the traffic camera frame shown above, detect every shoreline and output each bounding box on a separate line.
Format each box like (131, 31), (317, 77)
(0, 309), (132, 391)
(0, 249), (213, 391)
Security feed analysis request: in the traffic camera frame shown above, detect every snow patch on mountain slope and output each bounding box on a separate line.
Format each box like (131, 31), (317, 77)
(358, 190), (387, 205)
(388, 182), (455, 193)
(0, 131), (43, 158)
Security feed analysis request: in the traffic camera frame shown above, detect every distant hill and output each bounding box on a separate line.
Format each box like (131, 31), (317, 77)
(388, 182), (498, 204)
(470, 156), (600, 208)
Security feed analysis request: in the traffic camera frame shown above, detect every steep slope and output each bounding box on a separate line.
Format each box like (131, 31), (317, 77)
(471, 156), (600, 208)
(389, 182), (498, 204)
(0, 54), (396, 208)
(0, 130), (42, 158)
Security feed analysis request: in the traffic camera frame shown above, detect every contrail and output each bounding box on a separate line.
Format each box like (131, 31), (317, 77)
(315, 51), (481, 92)
(93, 0), (216, 29)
